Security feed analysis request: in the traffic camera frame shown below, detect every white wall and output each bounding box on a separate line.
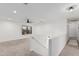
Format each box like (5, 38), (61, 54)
(0, 20), (25, 42)
(49, 34), (67, 56)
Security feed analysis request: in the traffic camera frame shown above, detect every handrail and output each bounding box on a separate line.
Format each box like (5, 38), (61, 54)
(30, 36), (47, 49)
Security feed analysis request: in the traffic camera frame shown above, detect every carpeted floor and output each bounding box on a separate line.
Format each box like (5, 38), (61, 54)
(0, 39), (40, 56)
(59, 39), (79, 56)
(0, 39), (30, 56)
(29, 51), (41, 56)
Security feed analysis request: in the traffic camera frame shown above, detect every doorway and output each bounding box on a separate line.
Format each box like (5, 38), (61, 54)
(67, 19), (79, 47)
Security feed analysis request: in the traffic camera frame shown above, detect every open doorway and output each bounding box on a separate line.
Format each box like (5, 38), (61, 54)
(60, 19), (79, 56)
(66, 19), (79, 47)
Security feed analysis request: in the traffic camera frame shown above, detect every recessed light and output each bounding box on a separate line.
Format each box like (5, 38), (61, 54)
(13, 10), (16, 14)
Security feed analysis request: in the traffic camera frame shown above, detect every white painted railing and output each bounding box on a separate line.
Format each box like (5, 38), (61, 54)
(30, 36), (48, 56)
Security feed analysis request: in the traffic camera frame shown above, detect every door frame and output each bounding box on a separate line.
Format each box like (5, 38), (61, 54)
(67, 19), (79, 40)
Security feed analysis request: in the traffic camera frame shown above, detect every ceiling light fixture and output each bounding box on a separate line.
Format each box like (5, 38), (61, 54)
(68, 6), (74, 11)
(67, 5), (77, 12)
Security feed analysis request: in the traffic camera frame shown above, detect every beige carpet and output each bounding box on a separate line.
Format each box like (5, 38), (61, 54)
(59, 39), (79, 56)
(0, 39), (31, 56)
(30, 51), (41, 56)
(0, 39), (41, 56)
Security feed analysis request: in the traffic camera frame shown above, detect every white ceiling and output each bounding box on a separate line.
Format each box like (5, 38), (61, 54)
(0, 3), (77, 23)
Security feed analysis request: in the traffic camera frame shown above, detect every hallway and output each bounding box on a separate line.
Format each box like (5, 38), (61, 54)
(59, 39), (79, 56)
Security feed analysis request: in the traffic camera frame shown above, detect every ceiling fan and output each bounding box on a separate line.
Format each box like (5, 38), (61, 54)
(26, 19), (32, 23)
(24, 17), (45, 25)
(24, 3), (28, 6)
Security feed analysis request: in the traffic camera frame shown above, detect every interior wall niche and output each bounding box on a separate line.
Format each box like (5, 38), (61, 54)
(22, 25), (32, 35)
